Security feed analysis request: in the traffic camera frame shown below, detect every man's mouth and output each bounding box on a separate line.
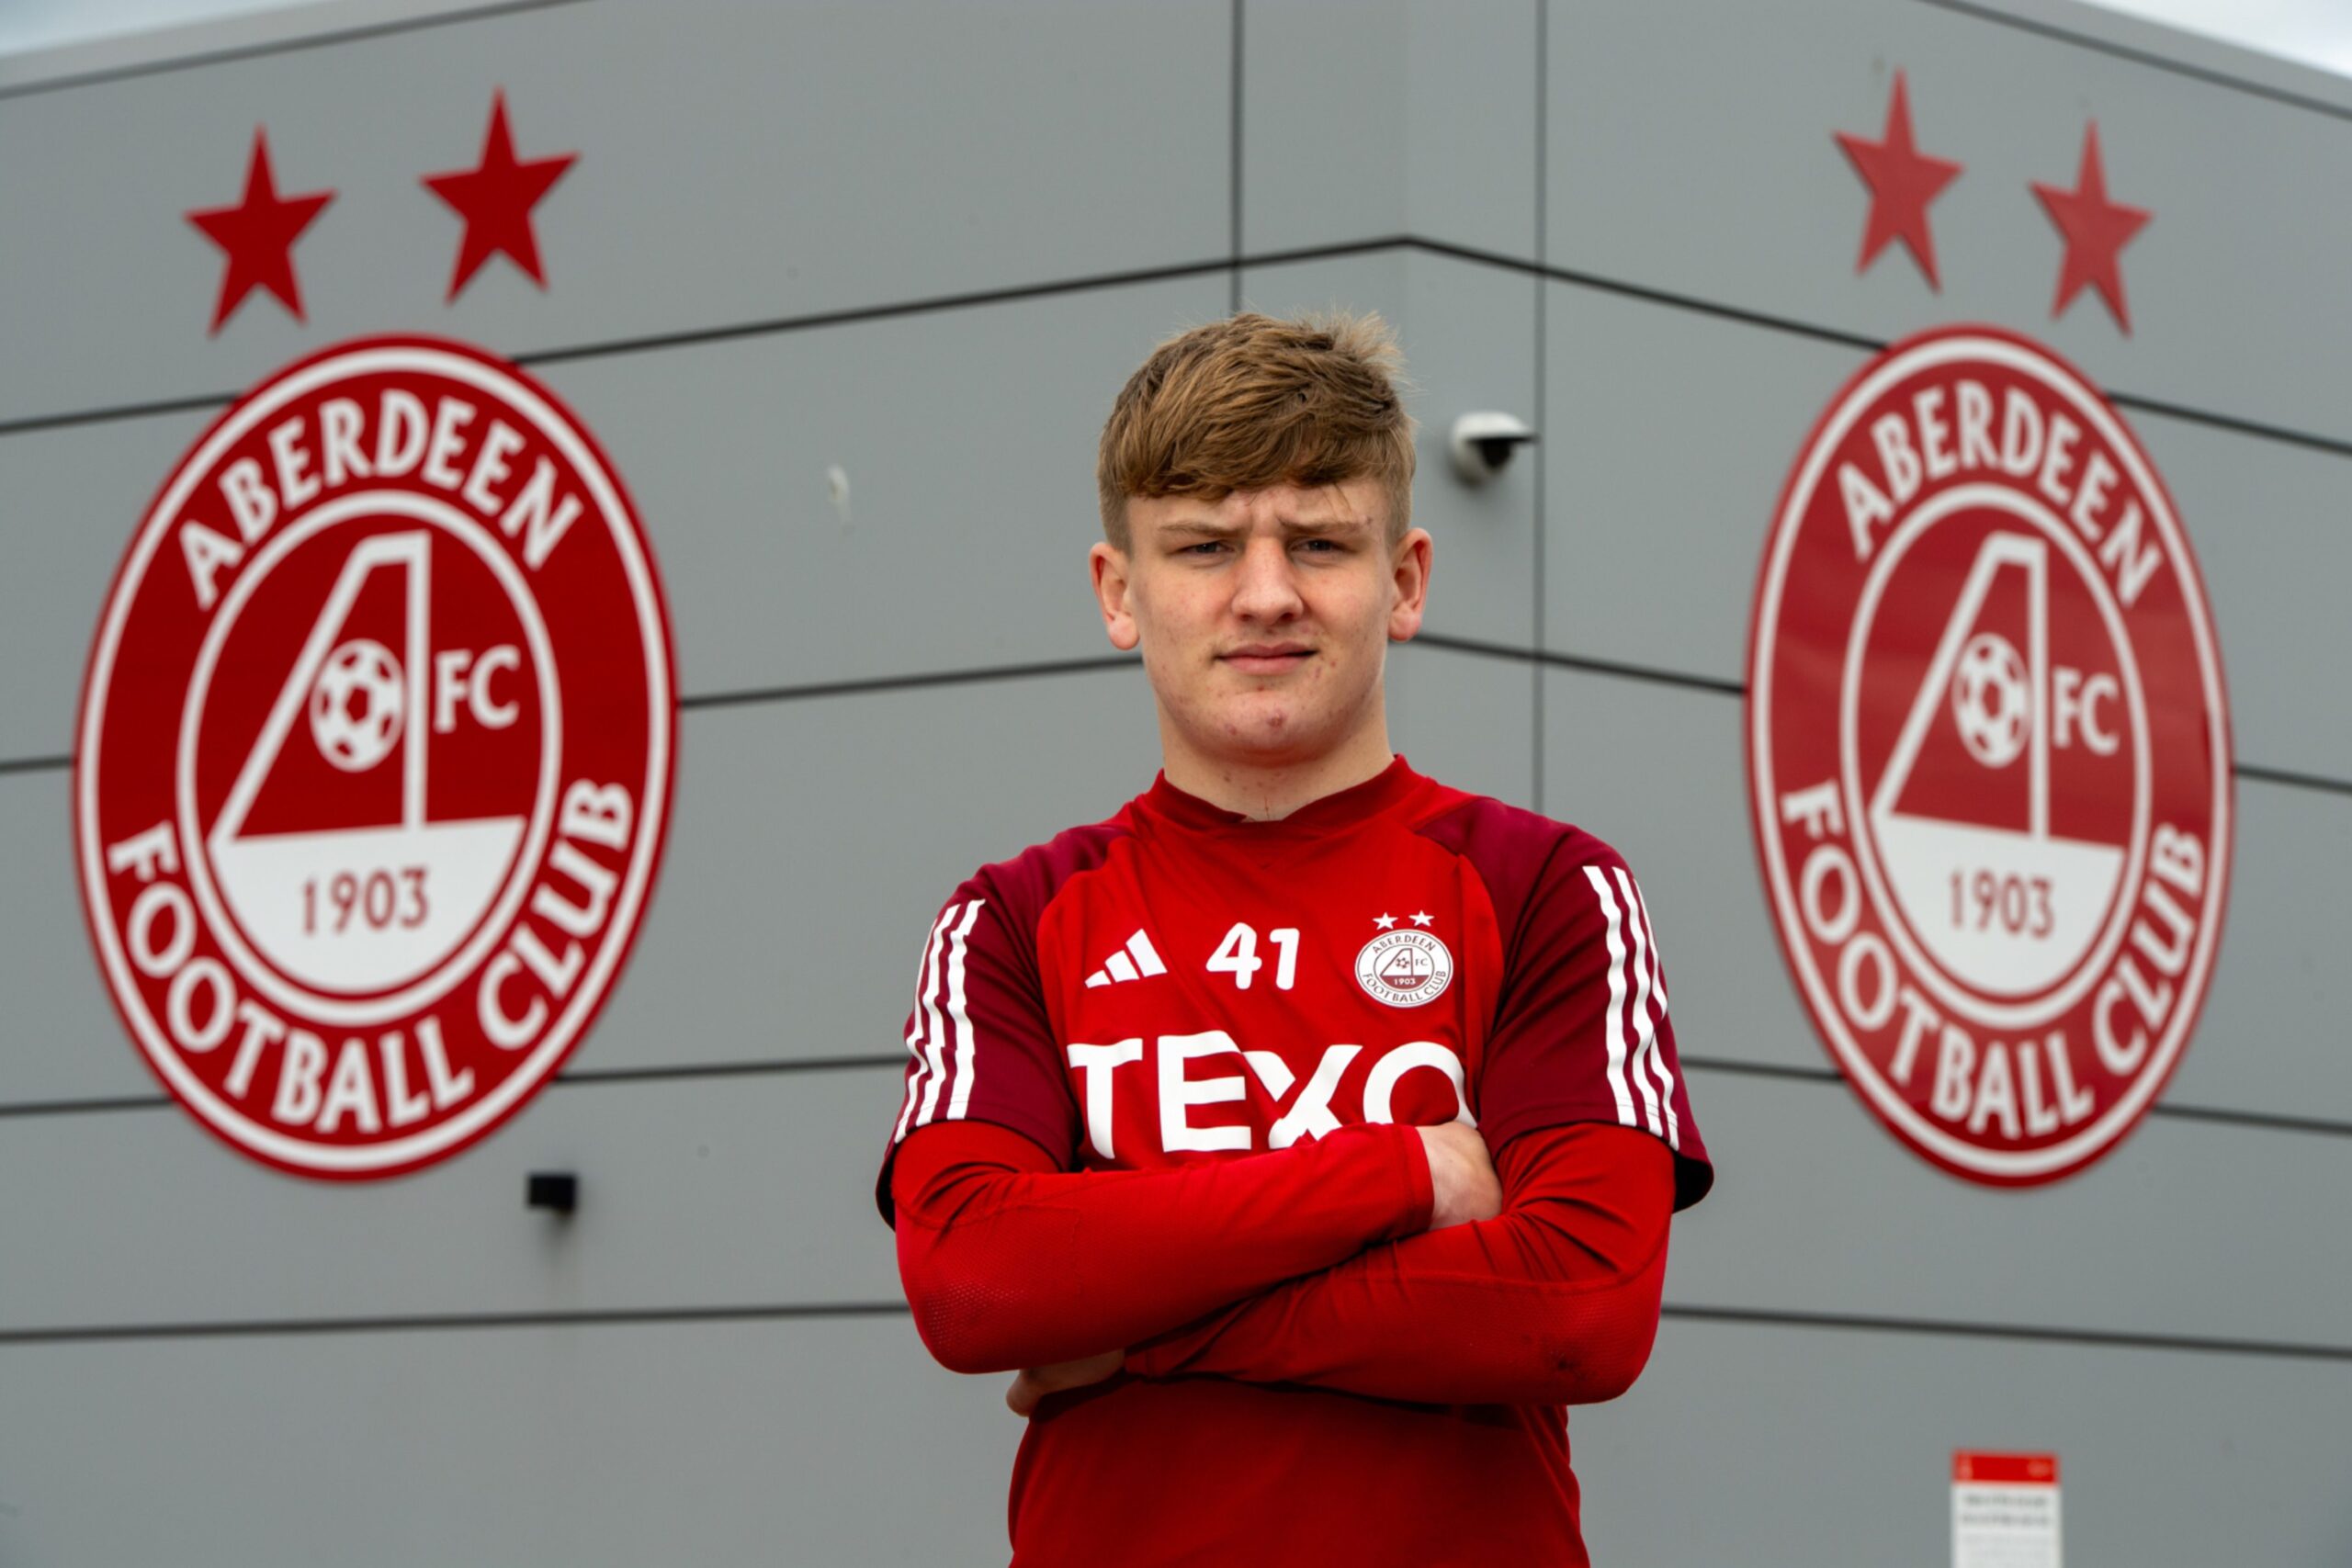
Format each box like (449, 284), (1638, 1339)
(1219, 644), (1315, 674)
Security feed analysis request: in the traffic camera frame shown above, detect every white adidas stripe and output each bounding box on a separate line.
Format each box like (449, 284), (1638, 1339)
(1583, 866), (1639, 1129)
(920, 900), (984, 1126)
(1619, 869), (1679, 1150)
(943, 900), (985, 1121)
(893, 903), (959, 1144)
(1615, 867), (1675, 1147)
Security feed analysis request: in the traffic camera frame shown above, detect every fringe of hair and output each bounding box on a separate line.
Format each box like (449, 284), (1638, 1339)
(1096, 309), (1419, 547)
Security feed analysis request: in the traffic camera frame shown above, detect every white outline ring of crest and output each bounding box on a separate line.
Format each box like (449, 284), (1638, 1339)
(1747, 333), (2231, 1179)
(1838, 482), (2152, 1032)
(175, 491), (562, 1029)
(78, 341), (674, 1173)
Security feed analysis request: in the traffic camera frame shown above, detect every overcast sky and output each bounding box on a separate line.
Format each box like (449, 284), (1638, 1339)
(2089, 0), (2352, 74)
(2, 0), (2350, 77)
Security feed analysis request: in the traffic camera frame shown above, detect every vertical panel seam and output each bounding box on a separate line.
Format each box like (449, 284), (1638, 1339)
(1531, 0), (1547, 813)
(1229, 0), (1245, 313)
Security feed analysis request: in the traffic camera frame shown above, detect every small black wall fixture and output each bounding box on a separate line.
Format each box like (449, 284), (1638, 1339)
(526, 1171), (579, 1215)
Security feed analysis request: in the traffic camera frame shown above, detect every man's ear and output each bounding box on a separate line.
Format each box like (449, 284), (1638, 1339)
(1091, 541), (1141, 651)
(1387, 526), (1433, 642)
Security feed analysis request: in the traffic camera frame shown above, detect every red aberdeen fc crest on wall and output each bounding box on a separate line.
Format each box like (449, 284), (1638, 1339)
(75, 336), (675, 1180)
(1747, 324), (2230, 1185)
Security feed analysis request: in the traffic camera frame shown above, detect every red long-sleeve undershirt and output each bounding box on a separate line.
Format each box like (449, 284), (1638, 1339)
(890, 1118), (1432, 1376)
(890, 1117), (1674, 1407)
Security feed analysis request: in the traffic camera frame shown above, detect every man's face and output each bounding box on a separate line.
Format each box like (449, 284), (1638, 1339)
(1091, 478), (1431, 770)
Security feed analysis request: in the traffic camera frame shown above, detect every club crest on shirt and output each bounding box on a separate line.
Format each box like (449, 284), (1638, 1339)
(1355, 929), (1454, 1008)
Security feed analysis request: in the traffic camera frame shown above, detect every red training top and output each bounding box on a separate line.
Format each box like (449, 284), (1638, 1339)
(875, 756), (1712, 1566)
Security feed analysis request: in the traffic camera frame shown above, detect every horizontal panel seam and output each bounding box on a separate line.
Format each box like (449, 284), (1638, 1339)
(1663, 1302), (2352, 1363)
(1671, 1056), (2352, 1137)
(679, 653), (1139, 712)
(2233, 762), (2352, 799)
(0, 753), (72, 777)
(1417, 634), (1746, 697)
(5, 1057), (2345, 1141)
(8, 236), (2352, 463)
(0, 1301), (912, 1344)
(2, 1297), (2346, 1361)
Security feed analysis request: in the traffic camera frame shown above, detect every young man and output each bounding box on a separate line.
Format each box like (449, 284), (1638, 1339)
(874, 310), (1711, 1566)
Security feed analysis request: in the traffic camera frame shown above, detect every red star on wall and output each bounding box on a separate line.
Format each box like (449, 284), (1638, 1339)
(2030, 121), (2152, 333)
(185, 129), (335, 333)
(422, 90), (578, 301)
(1833, 70), (1962, 290)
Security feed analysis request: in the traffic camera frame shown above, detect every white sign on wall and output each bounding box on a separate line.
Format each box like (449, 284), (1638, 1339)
(1952, 1450), (2061, 1568)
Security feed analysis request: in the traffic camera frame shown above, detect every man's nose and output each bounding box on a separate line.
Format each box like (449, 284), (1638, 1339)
(1230, 536), (1304, 621)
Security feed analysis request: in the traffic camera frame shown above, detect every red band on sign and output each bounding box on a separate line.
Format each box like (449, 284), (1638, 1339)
(1953, 1450), (2060, 1484)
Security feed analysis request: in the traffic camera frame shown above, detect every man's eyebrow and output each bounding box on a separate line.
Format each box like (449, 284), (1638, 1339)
(1152, 514), (1373, 539)
(1156, 517), (1244, 538)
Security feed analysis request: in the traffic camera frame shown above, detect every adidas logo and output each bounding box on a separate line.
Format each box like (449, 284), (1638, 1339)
(1084, 931), (1168, 987)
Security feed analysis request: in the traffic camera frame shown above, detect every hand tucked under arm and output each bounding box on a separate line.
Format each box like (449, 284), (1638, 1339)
(1121, 1122), (1675, 1406)
(889, 1117), (1433, 1376)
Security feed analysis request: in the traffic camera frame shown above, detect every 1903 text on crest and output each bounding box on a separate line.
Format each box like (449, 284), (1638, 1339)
(76, 335), (675, 1180)
(1747, 325), (2231, 1185)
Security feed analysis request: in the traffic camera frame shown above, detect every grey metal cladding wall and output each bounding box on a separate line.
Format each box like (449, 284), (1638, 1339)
(0, 0), (1232, 425)
(0, 1316), (1027, 1567)
(1, 1068), (903, 1333)
(0, 411), (218, 759)
(0, 771), (133, 1104)
(1547, 0), (2352, 447)
(1571, 1317), (2352, 1567)
(1242, 0), (1541, 261)
(1385, 642), (1534, 807)
(4, 1315), (2344, 1568)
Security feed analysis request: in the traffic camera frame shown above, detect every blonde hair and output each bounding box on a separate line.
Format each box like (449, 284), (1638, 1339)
(1096, 309), (1418, 549)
